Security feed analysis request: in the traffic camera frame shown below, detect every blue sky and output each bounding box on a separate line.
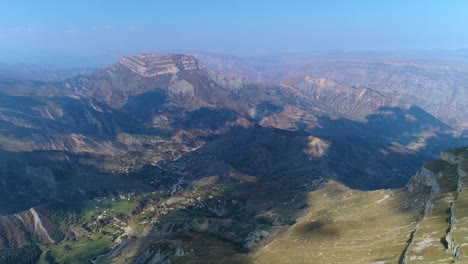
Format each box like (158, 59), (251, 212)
(0, 0), (467, 66)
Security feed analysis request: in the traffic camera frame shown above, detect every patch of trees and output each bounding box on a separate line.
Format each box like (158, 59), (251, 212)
(0, 244), (41, 264)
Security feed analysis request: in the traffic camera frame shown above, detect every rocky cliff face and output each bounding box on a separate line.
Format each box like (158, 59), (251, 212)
(251, 147), (468, 264)
(301, 60), (468, 131)
(119, 54), (202, 77)
(0, 206), (59, 250)
(402, 147), (468, 263)
(290, 75), (402, 121)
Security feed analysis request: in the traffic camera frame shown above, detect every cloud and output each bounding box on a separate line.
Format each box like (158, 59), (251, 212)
(91, 25), (113, 31)
(0, 26), (50, 37)
(64, 28), (81, 34)
(7, 26), (36, 33)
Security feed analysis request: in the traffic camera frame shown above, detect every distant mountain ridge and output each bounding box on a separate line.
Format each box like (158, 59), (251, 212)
(0, 63), (96, 82)
(196, 53), (468, 131)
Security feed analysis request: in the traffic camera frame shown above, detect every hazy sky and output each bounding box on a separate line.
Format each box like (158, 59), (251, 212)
(0, 0), (467, 66)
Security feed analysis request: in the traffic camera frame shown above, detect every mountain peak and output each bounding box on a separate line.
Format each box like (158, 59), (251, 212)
(118, 53), (203, 77)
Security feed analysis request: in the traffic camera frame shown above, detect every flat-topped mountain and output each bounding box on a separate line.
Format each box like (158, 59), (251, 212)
(118, 54), (203, 77)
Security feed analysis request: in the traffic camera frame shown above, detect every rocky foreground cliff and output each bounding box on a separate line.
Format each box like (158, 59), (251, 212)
(403, 147), (468, 263)
(253, 147), (468, 264)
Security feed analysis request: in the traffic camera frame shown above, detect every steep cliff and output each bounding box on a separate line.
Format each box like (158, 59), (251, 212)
(250, 147), (468, 264)
(0, 206), (59, 250)
(402, 147), (468, 263)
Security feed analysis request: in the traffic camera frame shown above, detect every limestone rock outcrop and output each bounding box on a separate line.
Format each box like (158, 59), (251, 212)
(119, 54), (202, 77)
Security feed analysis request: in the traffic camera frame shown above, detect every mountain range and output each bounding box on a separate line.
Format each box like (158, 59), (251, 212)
(0, 53), (467, 263)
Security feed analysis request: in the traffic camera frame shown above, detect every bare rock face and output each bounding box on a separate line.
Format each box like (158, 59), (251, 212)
(291, 75), (403, 121)
(407, 161), (447, 196)
(168, 79), (195, 100)
(244, 229), (270, 250)
(119, 54), (202, 77)
(0, 207), (58, 250)
(208, 71), (250, 90)
(459, 160), (468, 177)
(442, 147), (468, 164)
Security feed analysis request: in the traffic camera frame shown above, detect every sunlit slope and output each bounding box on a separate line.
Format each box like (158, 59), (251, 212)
(451, 158), (468, 260)
(403, 148), (468, 263)
(253, 181), (425, 263)
(253, 147), (468, 264)
(403, 160), (456, 263)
